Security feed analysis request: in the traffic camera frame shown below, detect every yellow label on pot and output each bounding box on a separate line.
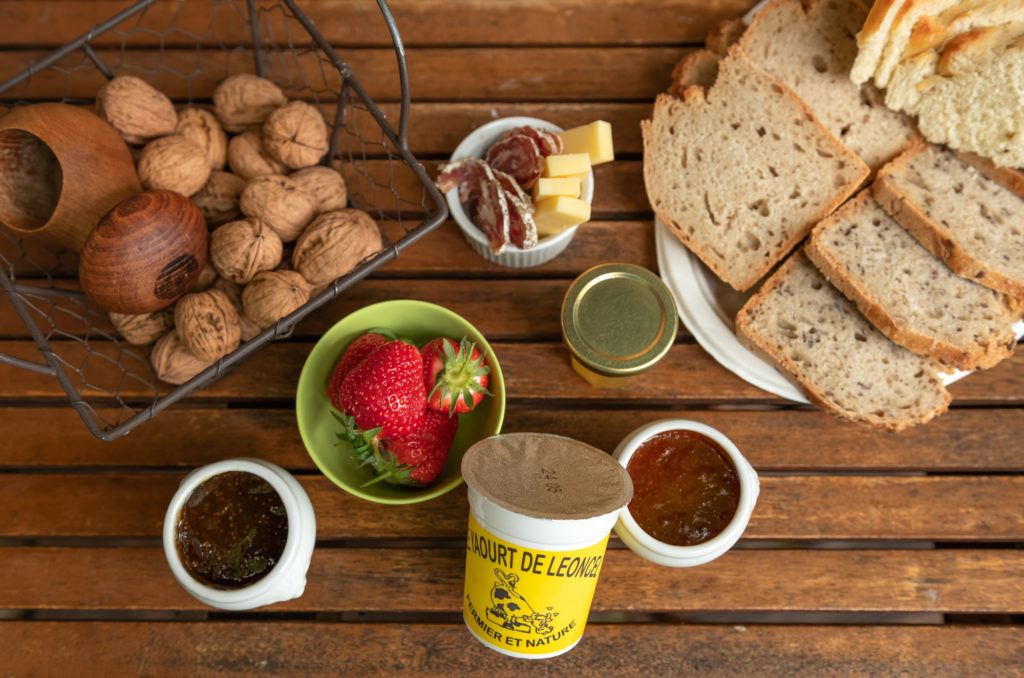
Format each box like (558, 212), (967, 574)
(463, 513), (609, 657)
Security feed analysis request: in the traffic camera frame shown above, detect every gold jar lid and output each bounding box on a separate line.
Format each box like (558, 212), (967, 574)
(561, 263), (678, 378)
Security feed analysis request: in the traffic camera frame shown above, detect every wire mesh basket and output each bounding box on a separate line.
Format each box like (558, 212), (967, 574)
(0, 0), (448, 441)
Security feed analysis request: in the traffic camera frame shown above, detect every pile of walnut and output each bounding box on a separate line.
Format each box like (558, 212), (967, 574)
(97, 74), (382, 385)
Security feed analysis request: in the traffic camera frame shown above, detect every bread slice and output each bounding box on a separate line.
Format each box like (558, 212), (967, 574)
(642, 46), (869, 291)
(806, 190), (1018, 371)
(957, 149), (1024, 199)
(735, 250), (951, 431)
(873, 141), (1024, 298)
(739, 0), (918, 171)
(850, 0), (905, 85)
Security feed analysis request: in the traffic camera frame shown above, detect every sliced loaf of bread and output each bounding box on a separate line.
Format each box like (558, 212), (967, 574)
(735, 250), (951, 431)
(739, 0), (918, 171)
(643, 45), (869, 291)
(873, 141), (1024, 299)
(806, 190), (1019, 371)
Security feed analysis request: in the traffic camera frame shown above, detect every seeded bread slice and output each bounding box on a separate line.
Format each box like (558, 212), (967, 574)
(739, 0), (918, 171)
(957, 149), (1024, 199)
(643, 45), (869, 291)
(735, 250), (951, 431)
(806, 190), (1018, 371)
(873, 141), (1024, 298)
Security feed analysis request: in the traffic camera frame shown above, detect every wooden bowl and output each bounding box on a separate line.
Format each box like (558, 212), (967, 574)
(79, 190), (209, 314)
(0, 102), (141, 253)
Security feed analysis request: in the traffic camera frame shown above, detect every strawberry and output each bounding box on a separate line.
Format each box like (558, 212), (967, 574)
(327, 331), (391, 411)
(422, 337), (491, 414)
(339, 339), (427, 437)
(332, 409), (459, 486)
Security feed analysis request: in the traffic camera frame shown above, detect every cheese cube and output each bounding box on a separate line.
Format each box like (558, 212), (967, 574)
(542, 153), (591, 179)
(558, 120), (615, 165)
(532, 176), (581, 202)
(533, 196), (591, 237)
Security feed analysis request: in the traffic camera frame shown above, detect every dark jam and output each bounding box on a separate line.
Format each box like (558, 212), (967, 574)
(625, 429), (740, 546)
(175, 471), (288, 590)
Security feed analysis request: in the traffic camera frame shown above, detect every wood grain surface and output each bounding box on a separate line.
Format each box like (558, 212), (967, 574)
(0, 0), (1021, 675)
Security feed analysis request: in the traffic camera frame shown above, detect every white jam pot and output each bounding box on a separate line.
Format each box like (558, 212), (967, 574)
(613, 418), (759, 567)
(162, 458), (316, 610)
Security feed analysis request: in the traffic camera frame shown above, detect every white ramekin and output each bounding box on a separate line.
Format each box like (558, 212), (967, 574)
(612, 419), (759, 567)
(445, 116), (595, 268)
(163, 458), (317, 610)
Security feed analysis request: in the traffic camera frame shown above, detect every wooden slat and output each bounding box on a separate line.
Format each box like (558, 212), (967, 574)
(4, 219), (657, 280)
(1, 622), (1020, 677)
(3, 407), (1024, 472)
(0, 0), (754, 47)
(0, 47), (688, 102)
(0, 339), (813, 402)
(3, 338), (1024, 405)
(3, 474), (1021, 541)
(1, 547), (1020, 614)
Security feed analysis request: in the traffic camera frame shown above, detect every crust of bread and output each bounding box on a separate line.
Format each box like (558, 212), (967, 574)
(706, 17), (747, 55)
(668, 49), (721, 97)
(872, 142), (1024, 299)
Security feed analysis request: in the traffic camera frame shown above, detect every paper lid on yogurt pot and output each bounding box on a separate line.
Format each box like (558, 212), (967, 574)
(461, 432), (633, 521)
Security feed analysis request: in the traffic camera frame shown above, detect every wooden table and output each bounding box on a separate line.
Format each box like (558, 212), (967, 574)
(1, 1), (1022, 675)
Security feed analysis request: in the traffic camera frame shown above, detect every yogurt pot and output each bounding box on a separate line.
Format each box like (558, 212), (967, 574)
(461, 432), (633, 659)
(612, 419), (758, 568)
(163, 458), (317, 611)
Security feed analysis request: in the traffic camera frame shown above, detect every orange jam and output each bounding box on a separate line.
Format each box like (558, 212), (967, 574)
(625, 429), (740, 546)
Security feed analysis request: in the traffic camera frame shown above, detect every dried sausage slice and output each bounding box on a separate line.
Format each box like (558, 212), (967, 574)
(506, 126), (563, 157)
(437, 157), (511, 254)
(494, 169), (538, 249)
(484, 133), (544, 189)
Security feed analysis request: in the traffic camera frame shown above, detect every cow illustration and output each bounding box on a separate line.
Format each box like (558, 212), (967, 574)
(485, 568), (557, 635)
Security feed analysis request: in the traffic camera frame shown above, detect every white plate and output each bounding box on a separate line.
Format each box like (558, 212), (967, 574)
(654, 219), (1024, 402)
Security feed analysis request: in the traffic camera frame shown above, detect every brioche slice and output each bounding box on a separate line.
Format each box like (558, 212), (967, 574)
(739, 0), (918, 171)
(850, 0), (905, 85)
(873, 141), (1024, 298)
(643, 46), (869, 291)
(806, 190), (1018, 371)
(735, 250), (951, 431)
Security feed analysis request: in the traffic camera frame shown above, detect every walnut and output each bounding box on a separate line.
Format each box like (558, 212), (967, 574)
(291, 208), (383, 286)
(96, 75), (177, 145)
(227, 129), (288, 180)
(211, 277), (262, 341)
(190, 259), (218, 292)
(150, 328), (215, 385)
(173, 288), (241, 361)
(239, 174), (318, 242)
(290, 166), (348, 212)
(242, 270), (310, 329)
(209, 217), (283, 284)
(263, 101), (329, 169)
(190, 171), (247, 225)
(137, 134), (211, 196)
(109, 308), (174, 345)
(174, 107), (227, 170)
(213, 74), (288, 133)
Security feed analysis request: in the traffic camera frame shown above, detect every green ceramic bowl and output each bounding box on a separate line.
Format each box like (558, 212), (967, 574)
(296, 300), (506, 504)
